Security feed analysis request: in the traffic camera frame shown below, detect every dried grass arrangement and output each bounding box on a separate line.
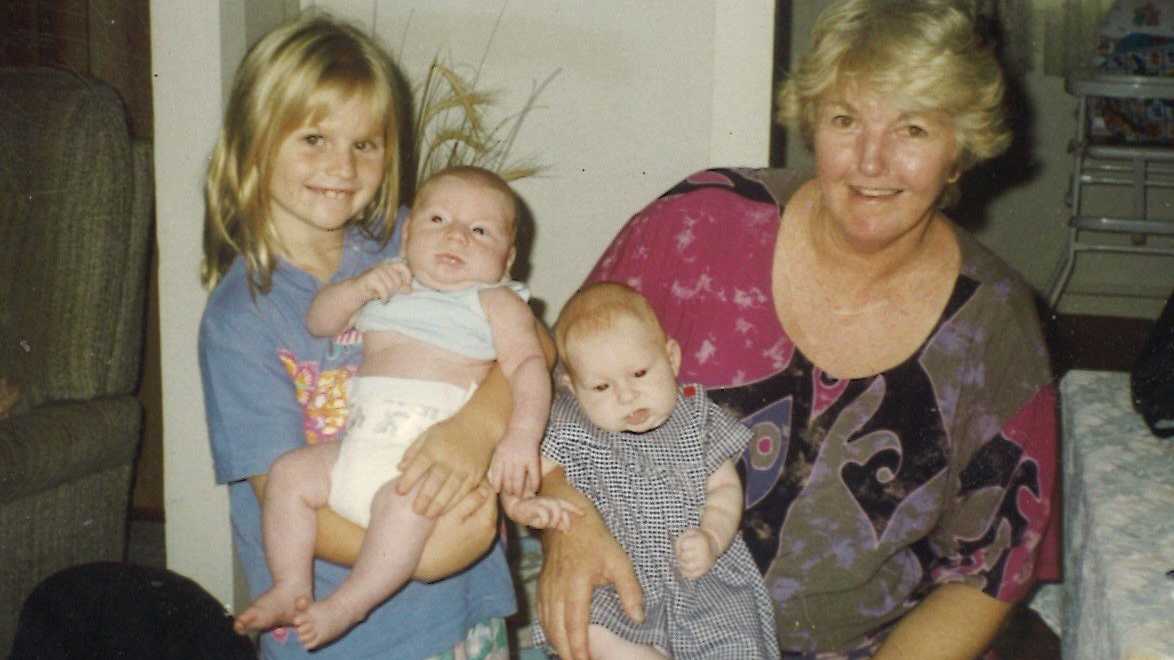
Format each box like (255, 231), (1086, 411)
(409, 57), (558, 187)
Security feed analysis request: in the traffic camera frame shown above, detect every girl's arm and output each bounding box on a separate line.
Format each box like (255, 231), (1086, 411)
(306, 260), (411, 337)
(249, 474), (498, 581)
(480, 286), (551, 496)
(395, 316), (556, 517)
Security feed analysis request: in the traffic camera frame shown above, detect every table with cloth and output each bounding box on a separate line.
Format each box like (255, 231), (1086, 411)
(1029, 369), (1174, 659)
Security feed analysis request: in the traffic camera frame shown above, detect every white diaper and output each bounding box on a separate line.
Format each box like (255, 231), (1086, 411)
(328, 376), (474, 527)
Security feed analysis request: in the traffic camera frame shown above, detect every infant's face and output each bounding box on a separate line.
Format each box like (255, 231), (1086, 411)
(403, 176), (515, 290)
(565, 315), (681, 433)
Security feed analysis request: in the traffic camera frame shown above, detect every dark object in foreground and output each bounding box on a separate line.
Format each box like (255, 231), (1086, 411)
(9, 562), (255, 660)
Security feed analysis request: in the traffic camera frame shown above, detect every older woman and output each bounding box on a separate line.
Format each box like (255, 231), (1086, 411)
(536, 1), (1058, 658)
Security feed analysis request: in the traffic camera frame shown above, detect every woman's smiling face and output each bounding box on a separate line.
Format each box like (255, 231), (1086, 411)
(813, 83), (959, 252)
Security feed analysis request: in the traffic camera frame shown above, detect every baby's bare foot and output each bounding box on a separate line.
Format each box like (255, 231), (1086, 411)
(234, 583), (310, 634)
(292, 598), (365, 650)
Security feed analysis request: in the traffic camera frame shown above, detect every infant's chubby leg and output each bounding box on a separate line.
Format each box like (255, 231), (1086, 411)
(294, 477), (435, 649)
(587, 624), (668, 660)
(235, 442), (340, 635)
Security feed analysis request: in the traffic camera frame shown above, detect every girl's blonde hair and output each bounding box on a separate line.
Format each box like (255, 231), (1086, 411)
(554, 282), (666, 379)
(777, 0), (1010, 207)
(202, 12), (402, 292)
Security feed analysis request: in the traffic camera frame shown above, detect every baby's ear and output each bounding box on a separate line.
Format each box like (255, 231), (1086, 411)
(666, 338), (682, 377)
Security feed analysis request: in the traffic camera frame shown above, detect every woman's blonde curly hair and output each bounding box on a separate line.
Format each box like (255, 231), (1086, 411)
(202, 12), (402, 293)
(777, 0), (1011, 207)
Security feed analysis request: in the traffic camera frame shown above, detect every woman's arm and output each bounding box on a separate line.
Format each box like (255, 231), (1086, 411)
(250, 474), (498, 581)
(872, 583), (1011, 659)
(395, 317), (555, 517)
(537, 466), (644, 660)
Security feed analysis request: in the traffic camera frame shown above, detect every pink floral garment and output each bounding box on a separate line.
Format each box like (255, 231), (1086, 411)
(587, 168), (1058, 654)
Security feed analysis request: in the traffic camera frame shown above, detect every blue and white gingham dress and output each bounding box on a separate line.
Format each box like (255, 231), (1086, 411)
(536, 384), (779, 659)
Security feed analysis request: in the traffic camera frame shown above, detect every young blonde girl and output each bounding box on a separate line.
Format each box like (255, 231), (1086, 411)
(198, 13), (516, 659)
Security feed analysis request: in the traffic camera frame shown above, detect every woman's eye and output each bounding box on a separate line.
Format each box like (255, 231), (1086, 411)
(634, 369), (647, 378)
(905, 125), (928, 138)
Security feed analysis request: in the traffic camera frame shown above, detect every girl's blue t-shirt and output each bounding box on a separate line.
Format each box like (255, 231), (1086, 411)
(199, 221), (516, 659)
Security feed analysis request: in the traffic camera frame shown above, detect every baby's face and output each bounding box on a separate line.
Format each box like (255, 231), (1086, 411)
(565, 315), (681, 433)
(403, 176), (515, 290)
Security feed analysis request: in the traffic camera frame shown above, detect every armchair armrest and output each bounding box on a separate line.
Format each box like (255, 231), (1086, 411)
(0, 396), (141, 501)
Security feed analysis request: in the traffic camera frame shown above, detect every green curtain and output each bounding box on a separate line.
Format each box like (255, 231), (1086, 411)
(1038, 0), (1116, 76)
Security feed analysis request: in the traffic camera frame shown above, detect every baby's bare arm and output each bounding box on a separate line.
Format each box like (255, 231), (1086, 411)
(481, 287), (551, 495)
(676, 459), (744, 579)
(501, 457), (582, 531)
(395, 317), (554, 516)
(699, 459), (743, 553)
(306, 260), (411, 337)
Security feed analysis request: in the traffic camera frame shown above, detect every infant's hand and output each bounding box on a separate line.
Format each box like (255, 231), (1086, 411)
(507, 495), (583, 532)
(357, 260), (412, 302)
(675, 528), (719, 580)
(487, 432), (542, 497)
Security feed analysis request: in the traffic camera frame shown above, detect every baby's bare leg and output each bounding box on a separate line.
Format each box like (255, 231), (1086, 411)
(235, 442), (339, 634)
(588, 624), (668, 659)
(294, 478), (435, 649)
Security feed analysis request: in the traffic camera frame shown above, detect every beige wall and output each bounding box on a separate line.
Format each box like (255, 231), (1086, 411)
(154, 0), (775, 610)
(151, 0), (232, 609)
(320, 0), (776, 319)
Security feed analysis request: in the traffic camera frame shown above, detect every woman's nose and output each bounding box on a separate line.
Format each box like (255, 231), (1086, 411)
(856, 130), (887, 176)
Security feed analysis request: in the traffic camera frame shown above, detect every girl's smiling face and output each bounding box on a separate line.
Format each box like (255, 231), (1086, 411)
(268, 95), (385, 246)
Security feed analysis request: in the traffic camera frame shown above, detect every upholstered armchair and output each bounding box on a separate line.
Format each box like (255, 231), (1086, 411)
(0, 67), (152, 652)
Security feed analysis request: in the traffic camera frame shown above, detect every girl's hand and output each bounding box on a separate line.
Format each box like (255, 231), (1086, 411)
(486, 431), (542, 497)
(674, 528), (719, 580)
(357, 259), (411, 302)
(505, 495), (583, 532)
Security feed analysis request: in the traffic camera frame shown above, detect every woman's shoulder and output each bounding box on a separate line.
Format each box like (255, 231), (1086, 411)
(948, 226), (1052, 381)
(642, 167), (803, 224)
(953, 226), (1041, 313)
(591, 168), (796, 281)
